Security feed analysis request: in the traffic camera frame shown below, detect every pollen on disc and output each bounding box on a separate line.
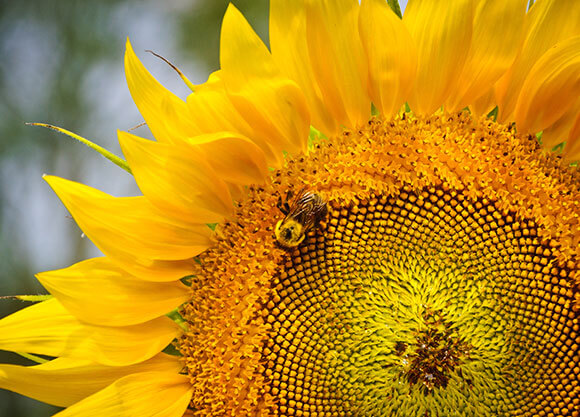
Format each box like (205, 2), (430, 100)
(178, 113), (580, 417)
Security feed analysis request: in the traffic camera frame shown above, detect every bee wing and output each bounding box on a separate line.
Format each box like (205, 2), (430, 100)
(287, 201), (315, 223)
(292, 198), (326, 228)
(290, 187), (309, 205)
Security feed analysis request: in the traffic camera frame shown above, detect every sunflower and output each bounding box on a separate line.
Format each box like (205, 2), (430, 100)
(1, 0), (580, 416)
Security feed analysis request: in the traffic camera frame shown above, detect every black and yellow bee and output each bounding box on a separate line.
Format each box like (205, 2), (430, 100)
(275, 188), (328, 248)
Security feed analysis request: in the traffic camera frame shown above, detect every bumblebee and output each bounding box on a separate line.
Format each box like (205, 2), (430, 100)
(275, 188), (327, 248)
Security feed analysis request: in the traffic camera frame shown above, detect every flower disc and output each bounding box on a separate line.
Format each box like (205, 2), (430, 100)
(180, 113), (580, 416)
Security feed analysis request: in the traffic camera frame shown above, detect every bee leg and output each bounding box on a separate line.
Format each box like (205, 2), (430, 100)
(277, 195), (289, 215)
(283, 188), (298, 212)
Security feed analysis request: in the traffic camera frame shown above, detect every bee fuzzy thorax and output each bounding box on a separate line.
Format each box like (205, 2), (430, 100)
(274, 189), (328, 248)
(275, 219), (306, 248)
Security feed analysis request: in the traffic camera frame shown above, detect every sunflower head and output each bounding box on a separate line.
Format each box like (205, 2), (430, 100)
(1, 1), (579, 416)
(179, 112), (580, 416)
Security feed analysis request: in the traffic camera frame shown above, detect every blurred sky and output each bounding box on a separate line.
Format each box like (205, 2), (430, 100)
(0, 0), (406, 415)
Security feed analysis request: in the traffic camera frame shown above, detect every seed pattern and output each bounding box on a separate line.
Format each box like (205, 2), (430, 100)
(179, 113), (579, 417)
(263, 187), (577, 416)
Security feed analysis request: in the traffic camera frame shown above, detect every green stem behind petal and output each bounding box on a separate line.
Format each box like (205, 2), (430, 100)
(27, 123), (132, 174)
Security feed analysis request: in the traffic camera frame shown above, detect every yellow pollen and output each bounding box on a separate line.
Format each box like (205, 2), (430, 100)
(179, 113), (580, 416)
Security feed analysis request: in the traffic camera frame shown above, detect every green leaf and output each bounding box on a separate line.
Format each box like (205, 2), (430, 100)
(308, 125), (328, 149)
(162, 341), (182, 357)
(166, 308), (188, 332)
(487, 106), (498, 122)
(551, 142), (564, 153)
(387, 0), (403, 18)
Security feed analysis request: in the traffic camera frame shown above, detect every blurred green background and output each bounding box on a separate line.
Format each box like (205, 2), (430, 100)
(0, 0), (267, 415)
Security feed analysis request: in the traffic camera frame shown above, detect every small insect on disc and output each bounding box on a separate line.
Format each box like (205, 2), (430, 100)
(275, 189), (327, 248)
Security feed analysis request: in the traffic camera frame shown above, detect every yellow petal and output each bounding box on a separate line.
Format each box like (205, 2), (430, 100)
(562, 110), (580, 161)
(446, 0), (527, 111)
(0, 299), (180, 366)
(187, 132), (268, 187)
(270, 0), (338, 134)
(404, 0), (474, 114)
(186, 72), (251, 136)
(469, 88), (496, 118)
(118, 131), (233, 223)
(36, 257), (189, 327)
(44, 176), (213, 268)
(515, 36), (580, 134)
(0, 354), (181, 407)
(124, 39), (196, 143)
(495, 0), (580, 122)
(54, 372), (192, 417)
(305, 0), (370, 129)
(188, 72), (306, 170)
(359, 0), (417, 117)
(126, 258), (195, 283)
(220, 4), (310, 163)
(541, 101), (580, 150)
